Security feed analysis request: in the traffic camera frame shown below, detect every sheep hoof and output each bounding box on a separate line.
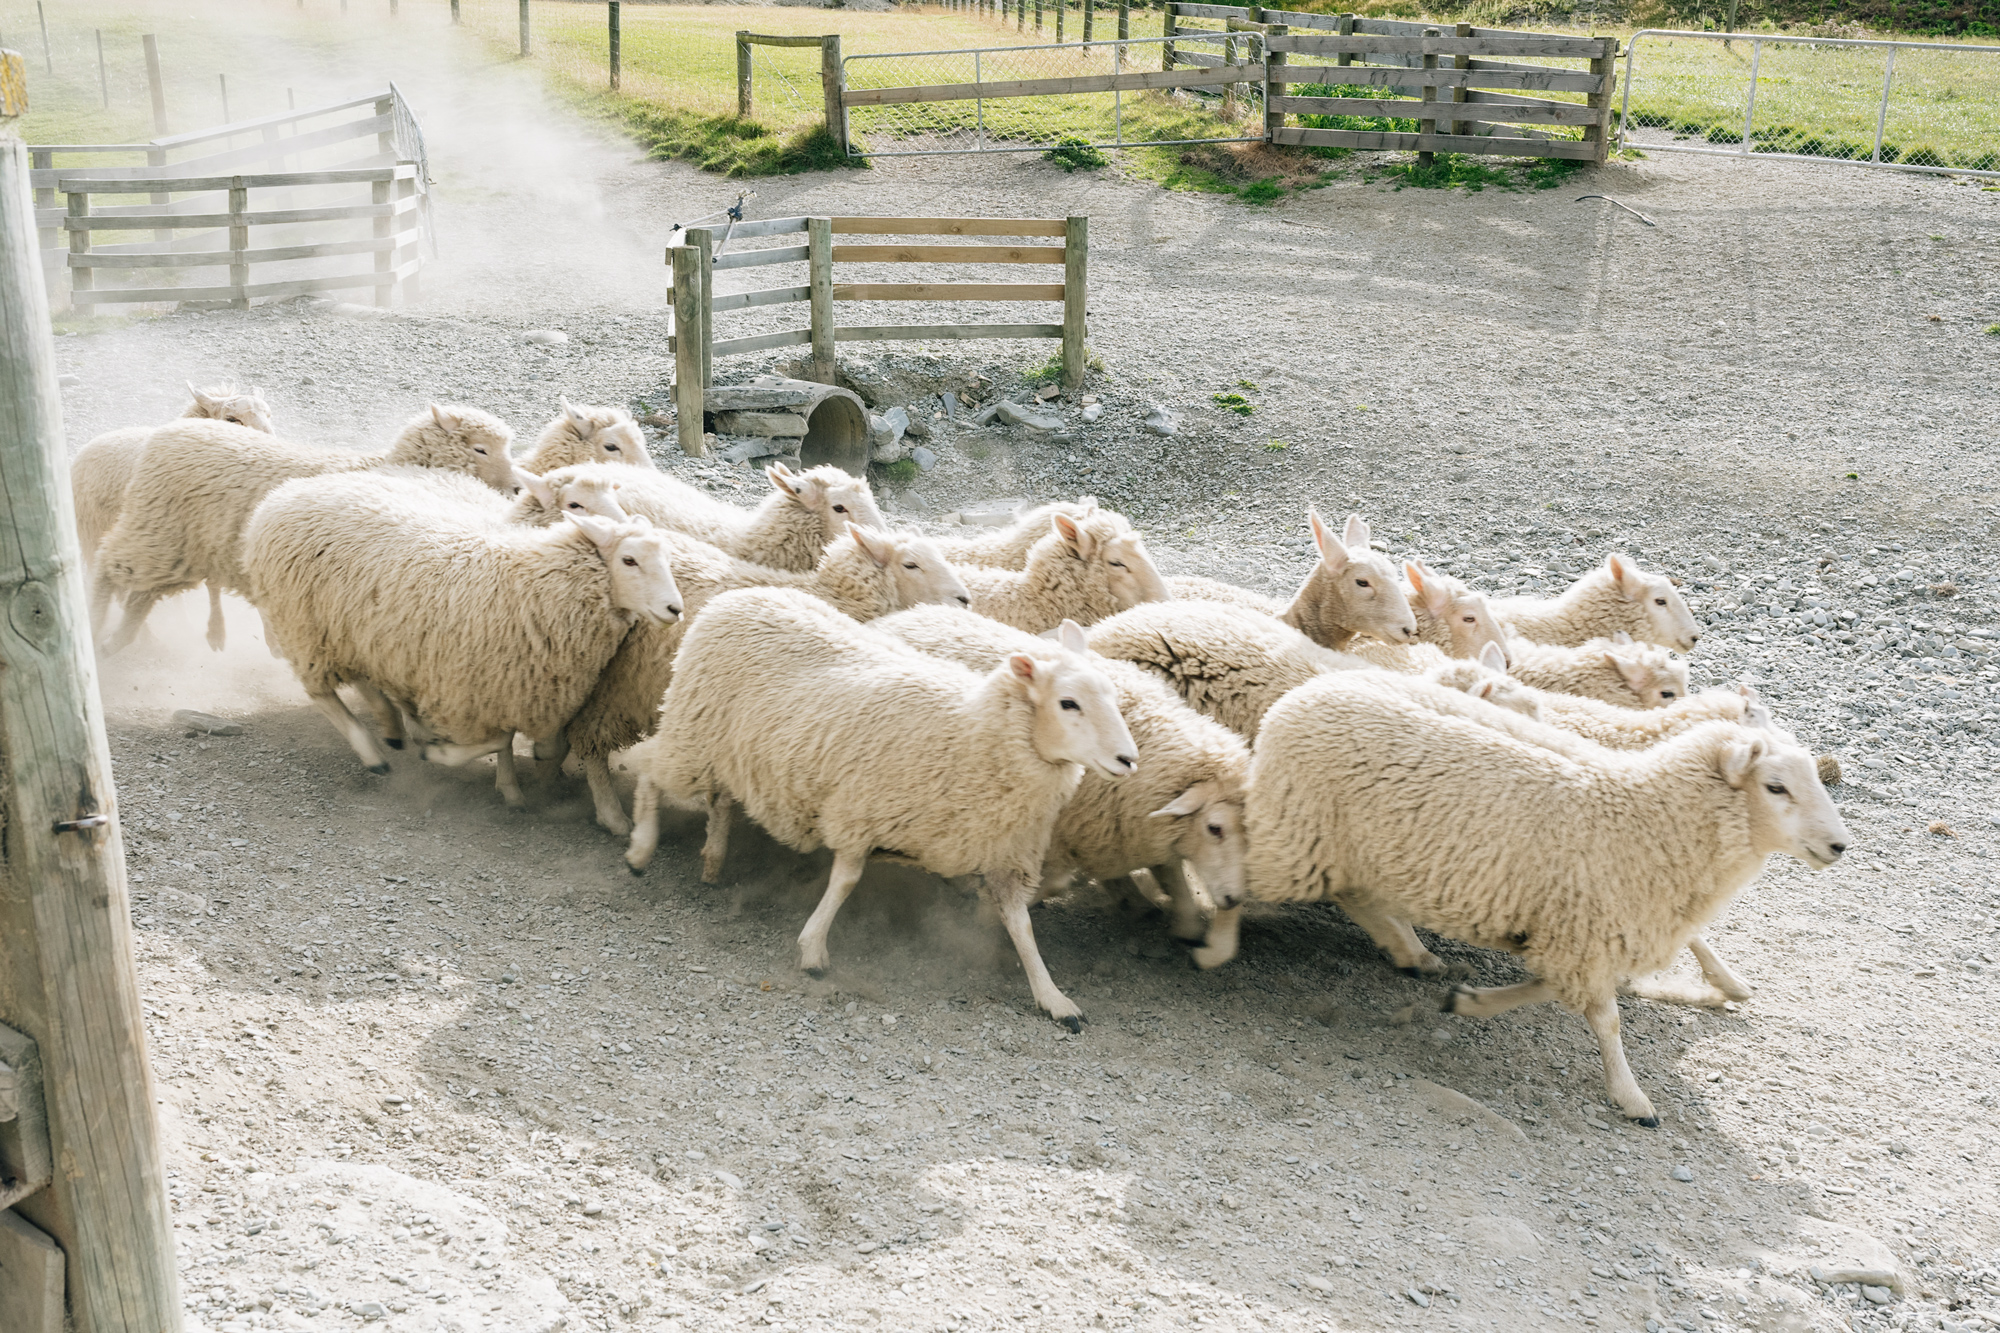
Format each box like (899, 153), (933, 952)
(1400, 964), (1444, 980)
(1632, 1115), (1660, 1129)
(1056, 1013), (1084, 1033)
(803, 965), (827, 979)
(384, 738), (405, 751)
(366, 762), (391, 776)
(1441, 985), (1472, 1013)
(625, 864), (644, 878)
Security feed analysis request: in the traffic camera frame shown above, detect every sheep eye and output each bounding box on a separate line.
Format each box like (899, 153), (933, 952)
(1460, 615), (1476, 624)
(566, 502), (583, 511)
(1764, 782), (1787, 796)
(226, 416), (242, 424)
(902, 562), (919, 570)
(1206, 823), (1224, 838)
(1059, 699), (1081, 712)
(1660, 690), (1677, 700)
(1654, 597), (1667, 606)
(621, 556), (638, 567)
(833, 505), (848, 514)
(1110, 561), (1127, 569)
(606, 444), (621, 452)
(474, 446), (488, 455)
(1355, 579), (1370, 588)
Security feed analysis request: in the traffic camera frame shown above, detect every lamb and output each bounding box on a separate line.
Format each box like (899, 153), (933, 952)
(1488, 553), (1701, 651)
(621, 587), (1137, 1028)
(244, 467), (681, 806)
(1406, 562), (1510, 661)
(507, 467), (641, 526)
(515, 399), (659, 473)
(1167, 511), (1417, 651)
(71, 383), (277, 651)
(874, 602), (1249, 942)
(957, 510), (1169, 632)
(555, 524), (971, 835)
(92, 404), (522, 654)
(1224, 668), (1848, 1123)
(554, 461), (882, 573)
(933, 498), (1098, 569)
(1507, 635), (1690, 709)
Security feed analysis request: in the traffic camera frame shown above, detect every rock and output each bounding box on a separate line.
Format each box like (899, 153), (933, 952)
(1143, 405), (1180, 437)
(1404, 1079), (1528, 1144)
(970, 402), (1004, 427)
(1034, 384), (1061, 402)
(952, 499), (1026, 528)
(57, 372), (82, 388)
(1861, 1285), (1894, 1304)
(1458, 1216), (1540, 1260)
(1303, 1276), (1333, 1294)
(995, 401), (1063, 432)
(911, 446), (937, 472)
(940, 392), (959, 419)
(1405, 1288), (1430, 1308)
(1818, 754), (1843, 784)
(869, 412), (910, 464)
(1080, 402), (1104, 423)
(904, 416), (930, 441)
(352, 1302), (388, 1320)
(521, 329), (568, 346)
(1671, 1165), (1694, 1182)
(172, 709), (244, 736)
(716, 437), (779, 464)
(713, 410), (808, 438)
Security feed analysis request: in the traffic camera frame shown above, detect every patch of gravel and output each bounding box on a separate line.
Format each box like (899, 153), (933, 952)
(47, 19), (2000, 1333)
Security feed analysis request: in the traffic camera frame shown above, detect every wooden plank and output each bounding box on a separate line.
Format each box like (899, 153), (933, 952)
(738, 31), (826, 47)
(831, 283), (1065, 301)
(833, 323), (1063, 342)
(68, 268), (409, 305)
(1168, 1), (1252, 16)
(725, 216), (810, 240)
(1270, 32), (1608, 56)
(831, 244), (1066, 264)
(713, 243), (809, 271)
(1270, 94), (1596, 124)
(711, 327), (815, 357)
(830, 217), (1068, 237)
(1255, 7), (1354, 29)
(148, 90), (387, 147)
(840, 63), (1266, 108)
(1062, 214), (1086, 393)
(67, 235), (397, 269)
(25, 144), (153, 153)
(1271, 125), (1598, 158)
(711, 283), (811, 313)
(56, 114), (396, 182)
(1271, 63), (1602, 93)
(0, 1209), (64, 1333)
(54, 164), (408, 194)
(808, 217), (834, 385)
(65, 197), (418, 231)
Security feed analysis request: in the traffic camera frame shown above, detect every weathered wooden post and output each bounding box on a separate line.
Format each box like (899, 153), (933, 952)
(1264, 22), (1286, 144)
(691, 226), (715, 390)
(395, 165), (419, 304)
(1083, 0), (1093, 44)
(1, 48), (186, 1333)
(820, 35), (846, 150)
(450, 0), (461, 23)
(1451, 20), (1470, 138)
(1161, 1), (1174, 71)
(36, 2), (51, 75)
(227, 174), (248, 310)
(95, 29), (107, 106)
(737, 31), (753, 118)
(808, 215), (834, 385)
(1416, 27), (1439, 168)
(1118, 0), (1129, 40)
(1061, 214), (1086, 393)
(1584, 36), (1617, 162)
(141, 34), (167, 133)
(1336, 12), (1354, 68)
(608, 1), (621, 91)
(518, 0), (531, 57)
(670, 244), (706, 457)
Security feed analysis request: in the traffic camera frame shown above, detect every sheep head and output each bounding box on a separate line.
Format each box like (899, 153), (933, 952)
(558, 398), (656, 470)
(1009, 621), (1136, 780)
(846, 524), (971, 612)
(1052, 511), (1169, 611)
(1408, 561), (1507, 663)
(186, 382), (275, 433)
(770, 464), (886, 542)
(568, 513), (682, 626)
(1720, 732), (1849, 868)
(1301, 508), (1417, 645)
(1155, 780), (1247, 912)
(1606, 553), (1701, 652)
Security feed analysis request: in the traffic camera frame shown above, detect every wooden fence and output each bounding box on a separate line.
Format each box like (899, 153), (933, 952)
(667, 215), (1086, 457)
(736, 30), (845, 135)
(27, 86), (430, 308)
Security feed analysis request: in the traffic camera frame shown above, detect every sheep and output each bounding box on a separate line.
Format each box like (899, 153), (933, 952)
(1220, 668), (1848, 1123)
(516, 399), (659, 473)
(1488, 553), (1701, 651)
(244, 467), (681, 805)
(933, 498), (1097, 569)
(1167, 511), (1417, 652)
(874, 602), (1249, 942)
(92, 404), (522, 655)
(71, 383), (276, 651)
(957, 510), (1169, 632)
(1507, 635), (1691, 709)
(549, 461), (882, 573)
(507, 467), (640, 526)
(621, 587), (1137, 1028)
(1406, 562), (1509, 661)
(555, 524), (971, 835)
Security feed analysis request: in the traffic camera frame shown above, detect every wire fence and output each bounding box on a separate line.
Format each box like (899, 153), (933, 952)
(1620, 29), (2000, 174)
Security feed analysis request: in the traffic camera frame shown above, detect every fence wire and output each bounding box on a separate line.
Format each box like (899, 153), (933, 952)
(1620, 30), (2000, 175)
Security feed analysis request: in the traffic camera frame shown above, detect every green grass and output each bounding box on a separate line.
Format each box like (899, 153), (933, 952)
(1044, 133), (1108, 171)
(879, 458), (920, 485)
(1212, 391), (1255, 415)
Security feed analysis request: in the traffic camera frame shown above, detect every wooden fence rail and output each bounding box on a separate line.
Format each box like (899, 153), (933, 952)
(667, 215), (1086, 457)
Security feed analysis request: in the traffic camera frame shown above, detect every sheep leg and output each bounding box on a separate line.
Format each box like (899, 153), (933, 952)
(1443, 978), (1556, 1018)
(308, 689), (393, 775)
(582, 755), (632, 837)
(1153, 860), (1211, 944)
(423, 736), (508, 767)
(1190, 904), (1242, 971)
(351, 682), (405, 750)
(1339, 897), (1447, 977)
(1103, 872), (1168, 915)
(700, 795), (734, 883)
(102, 589), (164, 655)
(493, 743), (526, 808)
(1583, 993), (1658, 1127)
(798, 848), (868, 977)
(623, 777), (661, 876)
(88, 568), (115, 639)
(531, 729), (569, 783)
(1687, 934), (1753, 1002)
(204, 582), (227, 652)
(988, 870), (1084, 1032)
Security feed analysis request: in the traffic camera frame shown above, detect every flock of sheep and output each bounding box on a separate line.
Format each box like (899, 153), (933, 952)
(73, 384), (1851, 1127)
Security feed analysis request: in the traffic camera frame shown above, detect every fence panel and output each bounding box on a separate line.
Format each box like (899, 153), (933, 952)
(1619, 30), (2000, 177)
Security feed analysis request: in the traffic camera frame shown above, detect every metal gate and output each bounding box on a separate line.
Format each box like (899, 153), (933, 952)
(1618, 29), (2000, 178)
(840, 33), (1267, 157)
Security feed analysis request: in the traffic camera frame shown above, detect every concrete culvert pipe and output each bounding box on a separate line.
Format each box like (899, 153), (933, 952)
(705, 378), (871, 476)
(798, 391), (869, 474)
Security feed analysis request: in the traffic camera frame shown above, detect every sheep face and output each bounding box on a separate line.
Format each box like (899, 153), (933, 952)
(1155, 781), (1247, 911)
(847, 525), (972, 609)
(187, 382), (275, 433)
(1012, 624), (1137, 779)
(770, 464), (886, 541)
(1464, 674), (1543, 719)
(1603, 646), (1690, 709)
(423, 404), (519, 494)
(1607, 553), (1700, 652)
(1409, 562), (1507, 662)
(560, 399), (657, 470)
(1722, 734), (1850, 868)
(517, 469), (630, 524)
(570, 515), (683, 625)
(1102, 527), (1170, 610)
(1309, 509), (1418, 644)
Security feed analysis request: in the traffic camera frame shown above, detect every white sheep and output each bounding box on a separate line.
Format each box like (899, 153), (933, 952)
(243, 467), (680, 805)
(1168, 511), (1417, 651)
(71, 383), (276, 651)
(557, 524), (971, 835)
(507, 468), (642, 527)
(92, 404), (522, 655)
(621, 587), (1137, 1028)
(1222, 668), (1849, 1123)
(1406, 562), (1509, 661)
(933, 498), (1098, 569)
(958, 510), (1169, 632)
(555, 461), (882, 573)
(516, 399), (659, 473)
(1506, 634), (1690, 709)
(1488, 553), (1701, 651)
(875, 602), (1249, 942)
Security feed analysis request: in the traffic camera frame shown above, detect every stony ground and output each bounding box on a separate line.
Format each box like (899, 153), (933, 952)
(42, 9), (2000, 1333)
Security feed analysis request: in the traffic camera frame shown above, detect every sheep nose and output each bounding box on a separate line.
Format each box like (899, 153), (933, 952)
(1827, 842), (1847, 857)
(1399, 624), (1417, 639)
(956, 594), (971, 606)
(667, 604), (684, 618)
(1116, 755), (1137, 772)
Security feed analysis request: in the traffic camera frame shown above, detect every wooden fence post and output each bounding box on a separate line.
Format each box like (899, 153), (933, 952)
(395, 167), (419, 304)
(738, 31), (753, 118)
(1056, 0), (1064, 43)
(1584, 36), (1616, 162)
(227, 175), (248, 310)
(1118, 0), (1129, 40)
(1084, 0), (1093, 44)
(0, 118), (186, 1333)
(690, 227), (714, 390)
(1061, 214), (1086, 393)
(1264, 23), (1285, 143)
(141, 34), (167, 134)
(30, 147), (52, 257)
(821, 35), (846, 150)
(95, 30), (107, 107)
(517, 0), (530, 57)
(36, 1), (51, 75)
(608, 2), (620, 91)
(1336, 12), (1353, 68)
(808, 216), (834, 385)
(65, 189), (89, 308)
(1451, 20), (1470, 137)
(144, 146), (167, 245)
(371, 174), (391, 308)
(1416, 28), (1438, 167)
(671, 245), (705, 457)
(1162, 1), (1174, 71)
(450, 0), (460, 23)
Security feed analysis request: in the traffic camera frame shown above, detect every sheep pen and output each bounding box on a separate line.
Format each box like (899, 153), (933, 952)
(40, 28), (2000, 1333)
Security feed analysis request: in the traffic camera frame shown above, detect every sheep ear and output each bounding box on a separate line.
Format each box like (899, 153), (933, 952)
(187, 381), (213, 410)
(1308, 507), (1350, 571)
(1609, 630), (1633, 645)
(1052, 513), (1093, 558)
(1478, 640), (1509, 673)
(1152, 787), (1208, 819)
(1407, 562), (1451, 616)
(1342, 513), (1370, 551)
(517, 470), (555, 508)
(848, 523), (894, 567)
(1006, 652), (1039, 681)
(767, 464), (803, 499)
(561, 397), (591, 428)
(429, 403), (460, 430)
(1718, 735), (1767, 789)
(1609, 654), (1652, 690)
(565, 512), (619, 547)
(1056, 619), (1088, 655)
(1607, 552), (1644, 599)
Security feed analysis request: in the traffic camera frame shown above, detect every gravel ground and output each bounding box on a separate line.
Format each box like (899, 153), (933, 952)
(43, 19), (2000, 1333)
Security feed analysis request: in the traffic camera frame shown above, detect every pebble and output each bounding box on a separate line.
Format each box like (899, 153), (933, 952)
(352, 1302), (388, 1320)
(1671, 1165), (1695, 1182)
(522, 329), (568, 345)
(1080, 402), (1104, 423)
(1303, 1276), (1333, 1294)
(1863, 1285), (1895, 1304)
(1143, 405), (1180, 436)
(172, 709), (244, 736)
(911, 446), (937, 472)
(58, 372), (83, 388)
(1405, 1287), (1430, 1307)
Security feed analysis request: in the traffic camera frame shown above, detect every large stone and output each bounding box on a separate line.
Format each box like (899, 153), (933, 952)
(1458, 1215), (1541, 1260)
(715, 437), (779, 464)
(995, 401), (1063, 432)
(712, 410), (808, 438)
(172, 709), (244, 736)
(1143, 405), (1180, 437)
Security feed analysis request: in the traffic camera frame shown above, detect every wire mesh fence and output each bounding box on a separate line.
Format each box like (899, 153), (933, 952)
(1620, 30), (2000, 175)
(844, 32), (1263, 155)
